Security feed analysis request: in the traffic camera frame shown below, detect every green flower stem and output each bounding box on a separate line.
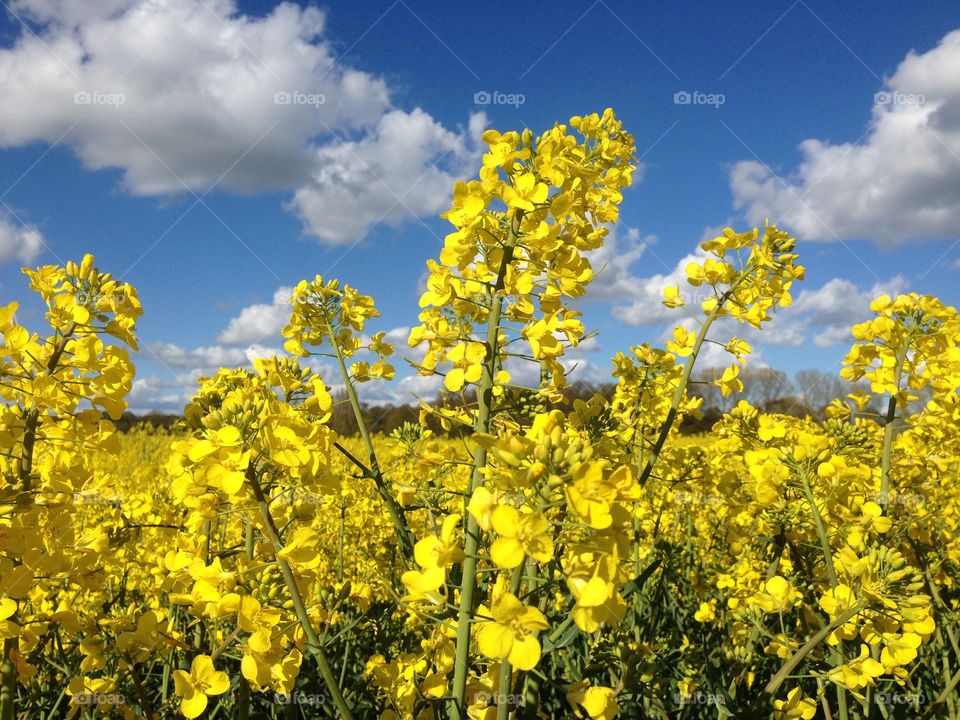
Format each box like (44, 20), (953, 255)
(816, 678), (834, 720)
(449, 212), (522, 720)
(495, 564), (527, 720)
(236, 521), (255, 720)
(799, 469), (848, 720)
(916, 555), (960, 720)
(638, 278), (747, 487)
(921, 665), (960, 720)
(879, 343), (910, 513)
(129, 661), (156, 720)
(764, 604), (864, 696)
(520, 558), (546, 720)
(338, 493), (346, 582)
(326, 319), (415, 563)
(800, 471), (838, 589)
(738, 535), (785, 684)
(248, 470), (354, 720)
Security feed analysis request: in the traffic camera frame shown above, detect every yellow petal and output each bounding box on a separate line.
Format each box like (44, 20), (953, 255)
(180, 690), (208, 719)
(508, 634), (541, 671)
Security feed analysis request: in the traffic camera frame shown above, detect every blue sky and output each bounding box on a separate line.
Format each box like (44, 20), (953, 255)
(1, 0), (959, 412)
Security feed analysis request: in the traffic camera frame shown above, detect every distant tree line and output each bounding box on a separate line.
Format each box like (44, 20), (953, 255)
(679, 367), (884, 433)
(116, 368), (889, 436)
(114, 411), (181, 432)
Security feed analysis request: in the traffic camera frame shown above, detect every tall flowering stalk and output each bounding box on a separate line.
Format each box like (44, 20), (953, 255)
(402, 110), (637, 718)
(0, 255), (140, 720)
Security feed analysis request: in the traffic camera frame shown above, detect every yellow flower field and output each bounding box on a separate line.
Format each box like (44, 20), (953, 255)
(2, 110), (959, 719)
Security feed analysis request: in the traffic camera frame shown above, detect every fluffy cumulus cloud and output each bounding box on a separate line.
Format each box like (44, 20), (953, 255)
(0, 0), (480, 242)
(138, 319), (427, 411)
(585, 225), (653, 301)
(217, 286), (293, 345)
(731, 29), (960, 245)
(663, 275), (907, 364)
(135, 314), (612, 411)
(0, 212), (44, 263)
(597, 225), (906, 351)
(589, 225), (749, 328)
(146, 341), (280, 373)
(784, 275), (907, 347)
(126, 376), (192, 415)
(606, 245), (713, 327)
(290, 109), (486, 244)
(134, 340), (283, 412)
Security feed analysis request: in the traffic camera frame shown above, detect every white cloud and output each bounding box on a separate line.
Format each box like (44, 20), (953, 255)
(217, 286), (293, 345)
(383, 326), (412, 345)
(146, 341), (279, 372)
(786, 276), (907, 347)
(8, 1), (132, 26)
(126, 375), (192, 415)
(730, 29), (960, 246)
(607, 244), (713, 327)
(137, 321), (430, 411)
(133, 339), (283, 412)
(289, 109), (486, 244)
(358, 373), (444, 406)
(665, 275), (908, 357)
(0, 1), (388, 194)
(0, 212), (44, 264)
(586, 225), (652, 300)
(0, 0), (481, 244)
(603, 227), (906, 350)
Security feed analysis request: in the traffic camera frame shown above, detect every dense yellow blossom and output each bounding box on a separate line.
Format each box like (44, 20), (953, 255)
(1, 111), (958, 720)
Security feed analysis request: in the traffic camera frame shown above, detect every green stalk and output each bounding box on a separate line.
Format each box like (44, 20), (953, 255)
(737, 536), (785, 684)
(236, 521), (255, 720)
(921, 665), (960, 720)
(325, 318), (415, 562)
(816, 678), (834, 720)
(129, 662), (156, 720)
(800, 471), (838, 589)
(520, 557), (549, 720)
(495, 565), (526, 720)
(765, 605), (864, 696)
(916, 552), (960, 720)
(339, 639), (352, 690)
(878, 345), (909, 513)
(248, 471), (354, 720)
(0, 640), (14, 720)
(799, 469), (848, 720)
(638, 278), (747, 486)
(338, 494), (346, 583)
(449, 213), (522, 720)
